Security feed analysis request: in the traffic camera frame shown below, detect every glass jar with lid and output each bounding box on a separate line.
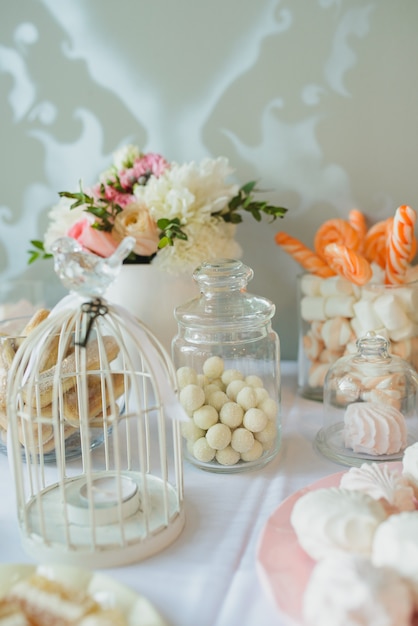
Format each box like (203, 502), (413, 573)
(172, 258), (281, 473)
(316, 331), (418, 466)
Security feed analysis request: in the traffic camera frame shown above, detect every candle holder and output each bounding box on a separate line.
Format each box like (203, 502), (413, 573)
(6, 237), (186, 567)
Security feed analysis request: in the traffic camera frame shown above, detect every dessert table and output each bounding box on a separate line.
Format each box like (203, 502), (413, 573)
(0, 361), (341, 626)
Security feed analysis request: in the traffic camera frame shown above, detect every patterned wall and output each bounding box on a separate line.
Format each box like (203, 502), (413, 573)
(1, 0), (418, 358)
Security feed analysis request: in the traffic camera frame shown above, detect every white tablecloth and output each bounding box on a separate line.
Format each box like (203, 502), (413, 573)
(0, 362), (341, 626)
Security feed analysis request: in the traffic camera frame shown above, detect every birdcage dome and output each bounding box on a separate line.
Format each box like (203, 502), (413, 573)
(6, 237), (186, 567)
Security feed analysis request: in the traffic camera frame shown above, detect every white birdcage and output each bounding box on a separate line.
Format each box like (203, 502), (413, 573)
(6, 237), (186, 568)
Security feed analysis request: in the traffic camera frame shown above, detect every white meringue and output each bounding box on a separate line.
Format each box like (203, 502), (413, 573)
(340, 462), (415, 513)
(290, 487), (387, 561)
(344, 401), (407, 456)
(303, 554), (413, 626)
(402, 442), (418, 497)
(372, 511), (418, 604)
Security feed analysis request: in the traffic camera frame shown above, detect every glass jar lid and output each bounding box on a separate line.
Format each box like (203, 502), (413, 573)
(174, 259), (275, 331)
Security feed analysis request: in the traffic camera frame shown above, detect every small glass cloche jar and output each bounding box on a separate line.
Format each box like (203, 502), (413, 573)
(172, 259), (281, 473)
(316, 331), (418, 466)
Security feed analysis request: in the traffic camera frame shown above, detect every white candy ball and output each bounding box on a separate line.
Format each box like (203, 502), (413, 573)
(209, 378), (225, 390)
(243, 408), (268, 433)
(219, 401), (244, 428)
(204, 383), (222, 400)
(226, 379), (246, 401)
(258, 397), (278, 420)
(221, 368), (244, 386)
(193, 404), (219, 430)
(254, 387), (270, 404)
(193, 437), (216, 462)
(197, 374), (208, 387)
(181, 420), (205, 442)
(241, 440), (264, 462)
(255, 419), (277, 443)
(236, 386), (258, 410)
(231, 427), (255, 453)
(245, 374), (264, 388)
(206, 423), (231, 450)
(216, 446), (240, 466)
(203, 356), (224, 379)
(176, 366), (198, 389)
(207, 390), (229, 412)
(179, 384), (205, 414)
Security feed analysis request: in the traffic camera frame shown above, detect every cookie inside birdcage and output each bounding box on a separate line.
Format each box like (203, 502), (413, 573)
(6, 237), (186, 567)
(0, 309), (125, 461)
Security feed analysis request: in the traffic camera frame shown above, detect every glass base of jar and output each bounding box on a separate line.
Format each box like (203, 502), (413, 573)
(184, 439), (281, 474)
(298, 383), (324, 402)
(0, 426), (110, 463)
(314, 423), (415, 467)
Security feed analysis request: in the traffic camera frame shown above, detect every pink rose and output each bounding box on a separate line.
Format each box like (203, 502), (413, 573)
(113, 203), (160, 256)
(67, 218), (119, 258)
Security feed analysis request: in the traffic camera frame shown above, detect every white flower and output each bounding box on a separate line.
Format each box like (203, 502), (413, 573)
(152, 218), (242, 274)
(135, 157), (239, 224)
(113, 144), (142, 169)
(43, 196), (88, 252)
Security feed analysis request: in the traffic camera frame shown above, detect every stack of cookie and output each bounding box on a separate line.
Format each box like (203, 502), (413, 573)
(0, 309), (125, 457)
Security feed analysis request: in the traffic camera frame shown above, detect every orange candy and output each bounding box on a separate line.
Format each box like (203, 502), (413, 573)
(385, 205), (417, 284)
(323, 243), (373, 286)
(364, 218), (393, 268)
(274, 232), (335, 277)
(314, 218), (362, 261)
(348, 209), (367, 250)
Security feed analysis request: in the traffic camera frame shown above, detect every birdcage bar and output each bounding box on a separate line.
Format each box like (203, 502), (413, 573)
(6, 243), (185, 567)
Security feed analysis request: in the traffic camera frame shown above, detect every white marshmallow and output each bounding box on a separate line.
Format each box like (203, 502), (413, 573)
(318, 348), (344, 364)
(308, 362), (329, 388)
(301, 296), (326, 322)
(373, 294), (410, 332)
(319, 276), (354, 297)
(303, 332), (324, 360)
(324, 295), (355, 318)
(300, 273), (323, 296)
(388, 320), (418, 342)
(391, 285), (418, 318)
(390, 339), (412, 360)
(321, 317), (352, 351)
(352, 300), (383, 332)
(310, 320), (324, 339)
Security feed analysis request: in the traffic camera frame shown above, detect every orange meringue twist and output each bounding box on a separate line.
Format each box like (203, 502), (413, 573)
(348, 209), (367, 249)
(314, 218), (362, 261)
(275, 232), (335, 277)
(323, 243), (373, 286)
(385, 205), (417, 285)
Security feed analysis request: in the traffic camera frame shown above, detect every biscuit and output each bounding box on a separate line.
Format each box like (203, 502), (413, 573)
(0, 338), (16, 413)
(20, 309), (50, 336)
(38, 373), (125, 427)
(23, 336), (120, 408)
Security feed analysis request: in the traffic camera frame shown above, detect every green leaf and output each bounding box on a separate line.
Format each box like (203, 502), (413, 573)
(158, 236), (172, 249)
(29, 239), (45, 251)
(240, 180), (257, 195)
(27, 241), (52, 264)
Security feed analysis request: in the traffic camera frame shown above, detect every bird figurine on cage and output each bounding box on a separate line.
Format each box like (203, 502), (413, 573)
(51, 236), (136, 298)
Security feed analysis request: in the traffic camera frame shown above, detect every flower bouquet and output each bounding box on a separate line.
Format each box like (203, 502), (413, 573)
(29, 145), (287, 275)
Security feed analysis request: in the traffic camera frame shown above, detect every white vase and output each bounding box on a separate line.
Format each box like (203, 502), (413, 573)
(104, 263), (199, 354)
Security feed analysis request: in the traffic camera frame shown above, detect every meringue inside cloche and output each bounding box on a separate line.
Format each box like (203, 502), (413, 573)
(315, 331), (418, 466)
